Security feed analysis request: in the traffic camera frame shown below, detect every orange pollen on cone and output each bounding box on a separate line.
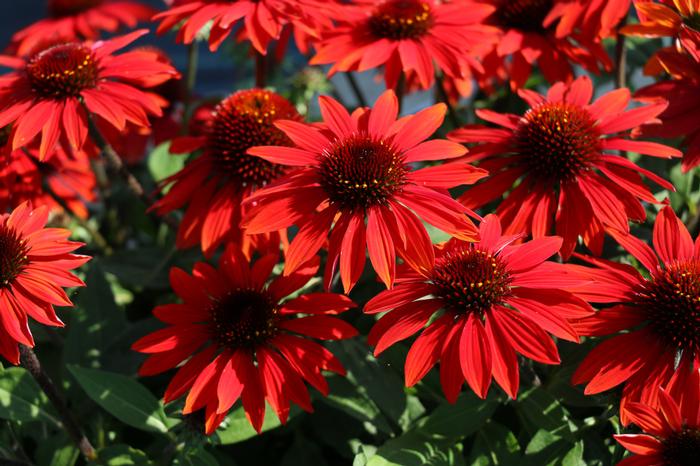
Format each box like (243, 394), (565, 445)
(48, 0), (103, 18)
(369, 0), (434, 40)
(496, 0), (553, 32)
(515, 102), (600, 183)
(0, 224), (29, 288)
(636, 261), (700, 355)
(26, 43), (98, 98)
(206, 89), (299, 188)
(208, 288), (279, 350)
(431, 247), (512, 317)
(318, 133), (407, 211)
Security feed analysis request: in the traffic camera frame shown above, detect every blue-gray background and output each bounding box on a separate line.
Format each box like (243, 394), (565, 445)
(0, 0), (431, 112)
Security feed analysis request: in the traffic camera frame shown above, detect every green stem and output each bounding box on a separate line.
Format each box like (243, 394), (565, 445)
(345, 72), (368, 108)
(396, 73), (406, 113)
(85, 114), (179, 231)
(435, 73), (460, 128)
(255, 51), (267, 88)
(19, 346), (97, 462)
(614, 21), (627, 89)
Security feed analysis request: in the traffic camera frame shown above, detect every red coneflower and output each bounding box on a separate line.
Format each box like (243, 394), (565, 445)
(0, 146), (97, 220)
(243, 90), (485, 293)
(0, 202), (89, 364)
(132, 246), (358, 434)
(154, 0), (328, 55)
(95, 46), (184, 165)
(152, 89), (300, 257)
(364, 214), (596, 401)
(613, 369), (700, 466)
(310, 0), (498, 91)
(573, 206), (700, 424)
(633, 47), (700, 171)
(622, 0), (700, 41)
(545, 0), (631, 40)
(448, 75), (680, 259)
(10, 0), (155, 57)
(479, 0), (613, 89)
(0, 31), (178, 160)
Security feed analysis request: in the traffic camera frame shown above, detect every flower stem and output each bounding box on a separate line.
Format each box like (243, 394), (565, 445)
(687, 209), (700, 236)
(614, 21), (627, 89)
(86, 115), (179, 231)
(185, 42), (199, 107)
(396, 73), (406, 113)
(23, 150), (114, 255)
(345, 72), (368, 108)
(183, 42), (199, 123)
(435, 73), (460, 128)
(255, 51), (267, 88)
(18, 345), (97, 462)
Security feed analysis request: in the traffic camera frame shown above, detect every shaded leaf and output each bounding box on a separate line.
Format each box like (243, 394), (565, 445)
(0, 367), (58, 425)
(69, 365), (172, 433)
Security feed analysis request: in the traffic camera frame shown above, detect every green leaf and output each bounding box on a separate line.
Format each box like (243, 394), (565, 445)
(92, 445), (152, 466)
(215, 404), (299, 444)
(148, 141), (186, 184)
(524, 429), (573, 466)
(468, 421), (521, 466)
(174, 448), (219, 466)
(68, 365), (172, 433)
(0, 367), (58, 425)
(366, 436), (464, 466)
(330, 340), (407, 424)
(281, 435), (329, 466)
(417, 392), (498, 438)
(49, 445), (79, 466)
(517, 386), (576, 439)
(367, 393), (497, 466)
(64, 261), (126, 369)
(562, 442), (585, 466)
(322, 375), (393, 435)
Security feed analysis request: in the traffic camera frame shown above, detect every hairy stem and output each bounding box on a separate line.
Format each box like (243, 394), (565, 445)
(86, 115), (179, 231)
(396, 73), (406, 113)
(185, 43), (199, 105)
(345, 72), (368, 108)
(614, 22), (627, 89)
(19, 346), (97, 461)
(23, 151), (113, 255)
(435, 73), (460, 128)
(255, 51), (267, 88)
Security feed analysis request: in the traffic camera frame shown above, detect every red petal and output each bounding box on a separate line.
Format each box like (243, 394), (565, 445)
(392, 104), (446, 151)
(364, 282), (435, 314)
(339, 212), (367, 293)
(274, 120), (330, 153)
(368, 299), (441, 355)
(279, 316), (358, 340)
(366, 207), (396, 289)
(491, 306), (560, 364)
(653, 205), (694, 264)
(281, 293), (356, 315)
(284, 206), (335, 275)
(502, 237), (563, 272)
(369, 90), (399, 137)
(614, 435), (663, 456)
(319, 95), (355, 138)
(403, 139), (468, 163)
(404, 314), (452, 387)
(216, 350), (246, 413)
(460, 313), (493, 399)
(485, 313), (520, 399)
(247, 146), (318, 166)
